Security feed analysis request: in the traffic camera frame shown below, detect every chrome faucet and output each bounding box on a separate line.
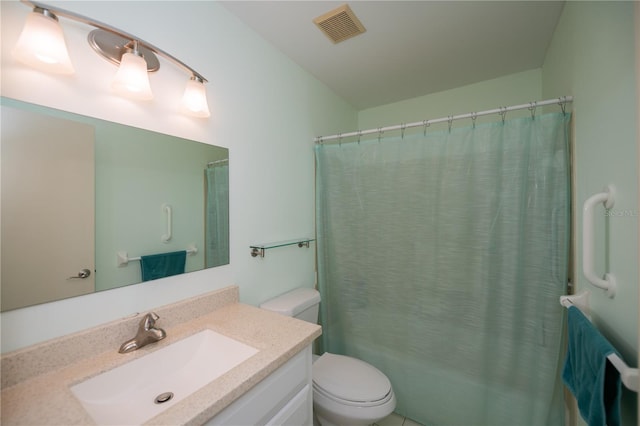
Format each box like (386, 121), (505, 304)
(118, 312), (166, 354)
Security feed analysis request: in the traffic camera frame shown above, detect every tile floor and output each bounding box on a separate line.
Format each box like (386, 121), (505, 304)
(374, 412), (424, 426)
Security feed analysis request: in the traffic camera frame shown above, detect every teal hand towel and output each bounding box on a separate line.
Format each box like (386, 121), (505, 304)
(140, 250), (187, 282)
(562, 306), (622, 426)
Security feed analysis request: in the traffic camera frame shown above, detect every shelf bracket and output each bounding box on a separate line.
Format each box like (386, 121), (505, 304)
(251, 247), (266, 258)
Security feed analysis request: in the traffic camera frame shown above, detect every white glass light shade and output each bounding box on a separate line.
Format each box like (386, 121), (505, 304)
(13, 11), (75, 74)
(111, 52), (153, 100)
(181, 78), (211, 118)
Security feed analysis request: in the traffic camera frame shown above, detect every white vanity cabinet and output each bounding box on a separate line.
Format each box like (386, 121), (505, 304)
(205, 345), (312, 426)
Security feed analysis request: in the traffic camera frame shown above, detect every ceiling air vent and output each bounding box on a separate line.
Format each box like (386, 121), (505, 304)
(313, 4), (366, 44)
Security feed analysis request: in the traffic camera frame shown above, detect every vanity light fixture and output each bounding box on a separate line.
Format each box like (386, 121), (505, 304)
(107, 40), (154, 101)
(13, 0), (211, 117)
(181, 76), (211, 118)
(13, 7), (75, 74)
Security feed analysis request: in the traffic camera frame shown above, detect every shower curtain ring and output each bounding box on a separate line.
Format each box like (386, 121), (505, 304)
(338, 133), (342, 146)
(471, 112), (477, 129)
(357, 130), (362, 144)
(378, 127), (383, 142)
(422, 120), (430, 136)
(500, 107), (507, 124)
(559, 98), (567, 116)
(448, 116), (453, 133)
(528, 102), (537, 120)
(401, 123), (406, 139)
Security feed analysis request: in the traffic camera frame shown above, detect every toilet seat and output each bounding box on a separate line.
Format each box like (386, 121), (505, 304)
(312, 353), (392, 406)
(313, 382), (393, 407)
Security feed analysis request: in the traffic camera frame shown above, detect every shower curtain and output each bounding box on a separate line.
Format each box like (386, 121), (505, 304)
(315, 112), (570, 426)
(205, 163), (229, 268)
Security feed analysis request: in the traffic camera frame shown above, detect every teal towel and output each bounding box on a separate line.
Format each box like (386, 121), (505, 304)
(140, 250), (186, 282)
(562, 306), (622, 426)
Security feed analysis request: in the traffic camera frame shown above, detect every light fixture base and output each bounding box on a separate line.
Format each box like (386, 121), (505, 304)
(88, 29), (159, 72)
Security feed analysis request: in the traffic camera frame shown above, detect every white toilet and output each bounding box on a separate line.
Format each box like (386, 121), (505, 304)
(260, 287), (396, 426)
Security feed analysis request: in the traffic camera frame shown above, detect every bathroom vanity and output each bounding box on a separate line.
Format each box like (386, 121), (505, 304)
(206, 346), (312, 425)
(0, 286), (321, 425)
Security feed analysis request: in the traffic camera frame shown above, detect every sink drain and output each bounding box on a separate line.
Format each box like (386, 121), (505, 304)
(154, 392), (174, 404)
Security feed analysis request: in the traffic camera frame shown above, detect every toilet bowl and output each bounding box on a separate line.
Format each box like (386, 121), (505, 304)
(312, 352), (396, 426)
(260, 288), (396, 426)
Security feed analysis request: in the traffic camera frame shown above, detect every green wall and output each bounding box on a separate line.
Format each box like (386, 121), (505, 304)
(542, 2), (638, 423)
(358, 68), (542, 131)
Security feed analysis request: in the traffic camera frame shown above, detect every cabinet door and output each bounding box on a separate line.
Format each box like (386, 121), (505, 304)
(265, 384), (312, 426)
(205, 346), (312, 426)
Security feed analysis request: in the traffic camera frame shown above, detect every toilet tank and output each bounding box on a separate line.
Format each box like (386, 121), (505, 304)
(260, 287), (321, 324)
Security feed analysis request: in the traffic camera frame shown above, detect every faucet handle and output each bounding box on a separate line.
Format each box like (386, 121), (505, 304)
(141, 312), (160, 331)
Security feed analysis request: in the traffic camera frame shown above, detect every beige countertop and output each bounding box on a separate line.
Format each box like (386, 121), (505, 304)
(0, 286), (321, 425)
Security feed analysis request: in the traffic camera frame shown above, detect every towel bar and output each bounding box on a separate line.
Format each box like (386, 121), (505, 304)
(117, 244), (198, 267)
(560, 293), (638, 392)
(606, 353), (639, 392)
(560, 291), (591, 318)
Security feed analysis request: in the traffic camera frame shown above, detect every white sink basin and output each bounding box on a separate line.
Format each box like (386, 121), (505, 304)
(71, 329), (259, 425)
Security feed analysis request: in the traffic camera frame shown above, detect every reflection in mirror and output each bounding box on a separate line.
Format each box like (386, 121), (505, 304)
(205, 160), (230, 268)
(0, 97), (229, 312)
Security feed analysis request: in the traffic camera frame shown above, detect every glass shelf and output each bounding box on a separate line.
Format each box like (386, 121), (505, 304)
(250, 238), (315, 258)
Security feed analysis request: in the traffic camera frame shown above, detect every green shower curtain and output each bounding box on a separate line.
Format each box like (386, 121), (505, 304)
(205, 164), (229, 268)
(315, 113), (570, 426)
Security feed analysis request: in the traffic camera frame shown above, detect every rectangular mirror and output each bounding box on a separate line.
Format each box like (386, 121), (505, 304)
(1, 97), (229, 311)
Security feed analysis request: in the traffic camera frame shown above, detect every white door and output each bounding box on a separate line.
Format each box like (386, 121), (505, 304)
(1, 105), (95, 311)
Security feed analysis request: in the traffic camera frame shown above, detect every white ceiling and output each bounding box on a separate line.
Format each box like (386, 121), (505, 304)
(220, 1), (565, 110)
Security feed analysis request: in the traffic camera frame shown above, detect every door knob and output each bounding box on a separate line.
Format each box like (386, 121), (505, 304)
(68, 269), (91, 279)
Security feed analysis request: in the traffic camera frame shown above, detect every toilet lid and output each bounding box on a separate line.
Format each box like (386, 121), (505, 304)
(313, 353), (391, 403)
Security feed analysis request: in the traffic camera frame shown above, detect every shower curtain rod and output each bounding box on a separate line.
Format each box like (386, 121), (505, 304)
(314, 96), (573, 144)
